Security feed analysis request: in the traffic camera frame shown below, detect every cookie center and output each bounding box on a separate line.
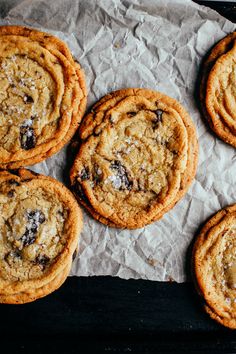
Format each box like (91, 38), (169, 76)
(76, 99), (188, 222)
(0, 179), (67, 281)
(0, 55), (56, 152)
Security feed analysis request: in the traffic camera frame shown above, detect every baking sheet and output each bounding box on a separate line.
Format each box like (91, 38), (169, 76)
(1, 0), (235, 282)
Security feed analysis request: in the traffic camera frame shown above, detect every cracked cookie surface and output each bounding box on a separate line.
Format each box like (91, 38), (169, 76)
(0, 26), (87, 168)
(0, 262), (70, 304)
(193, 204), (236, 329)
(71, 88), (198, 229)
(0, 169), (82, 297)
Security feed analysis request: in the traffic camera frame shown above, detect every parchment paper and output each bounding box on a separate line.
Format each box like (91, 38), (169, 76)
(0, 0), (235, 282)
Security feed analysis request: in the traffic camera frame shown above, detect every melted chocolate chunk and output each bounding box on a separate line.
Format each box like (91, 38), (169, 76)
(152, 109), (163, 129)
(80, 167), (90, 181)
(21, 210), (45, 247)
(73, 181), (86, 201)
(73, 181), (94, 210)
(7, 190), (15, 198)
(20, 126), (36, 150)
(155, 109), (163, 122)
(36, 254), (50, 266)
(21, 229), (36, 246)
(127, 112), (136, 117)
(27, 210), (46, 224)
(110, 160), (133, 190)
(9, 170), (20, 177)
(8, 179), (20, 186)
(24, 95), (34, 103)
(4, 250), (21, 262)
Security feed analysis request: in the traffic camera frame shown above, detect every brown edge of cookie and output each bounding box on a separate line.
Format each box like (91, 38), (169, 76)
(205, 304), (236, 330)
(0, 261), (71, 304)
(200, 31), (236, 148)
(192, 204), (236, 329)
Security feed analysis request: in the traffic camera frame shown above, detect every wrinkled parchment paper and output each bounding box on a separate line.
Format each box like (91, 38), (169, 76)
(0, 0), (235, 282)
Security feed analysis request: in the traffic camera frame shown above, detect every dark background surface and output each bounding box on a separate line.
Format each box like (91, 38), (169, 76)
(0, 1), (236, 353)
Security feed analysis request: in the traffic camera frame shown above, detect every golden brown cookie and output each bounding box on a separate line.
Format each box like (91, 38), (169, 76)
(0, 262), (71, 304)
(193, 204), (236, 329)
(71, 88), (198, 229)
(0, 25), (87, 168)
(200, 32), (236, 147)
(0, 169), (82, 301)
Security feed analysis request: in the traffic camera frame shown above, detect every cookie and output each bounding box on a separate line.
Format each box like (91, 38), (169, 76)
(0, 25), (87, 168)
(200, 32), (236, 147)
(0, 262), (70, 304)
(0, 169), (82, 302)
(193, 204), (236, 329)
(71, 88), (198, 229)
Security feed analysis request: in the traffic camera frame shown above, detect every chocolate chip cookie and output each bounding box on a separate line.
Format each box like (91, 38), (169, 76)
(0, 25), (87, 168)
(70, 88), (198, 229)
(193, 204), (236, 329)
(0, 262), (70, 304)
(0, 169), (83, 303)
(200, 32), (236, 147)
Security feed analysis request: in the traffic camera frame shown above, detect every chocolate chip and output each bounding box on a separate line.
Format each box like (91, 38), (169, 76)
(127, 112), (136, 117)
(155, 109), (163, 122)
(35, 254), (50, 266)
(24, 95), (34, 103)
(4, 253), (9, 262)
(73, 181), (94, 208)
(20, 126), (36, 150)
(21, 210), (45, 247)
(14, 250), (21, 258)
(80, 167), (90, 181)
(27, 210), (46, 224)
(9, 170), (20, 176)
(152, 109), (163, 129)
(73, 181), (87, 201)
(4, 251), (21, 262)
(8, 179), (20, 186)
(7, 190), (15, 198)
(110, 160), (133, 190)
(21, 229), (36, 246)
